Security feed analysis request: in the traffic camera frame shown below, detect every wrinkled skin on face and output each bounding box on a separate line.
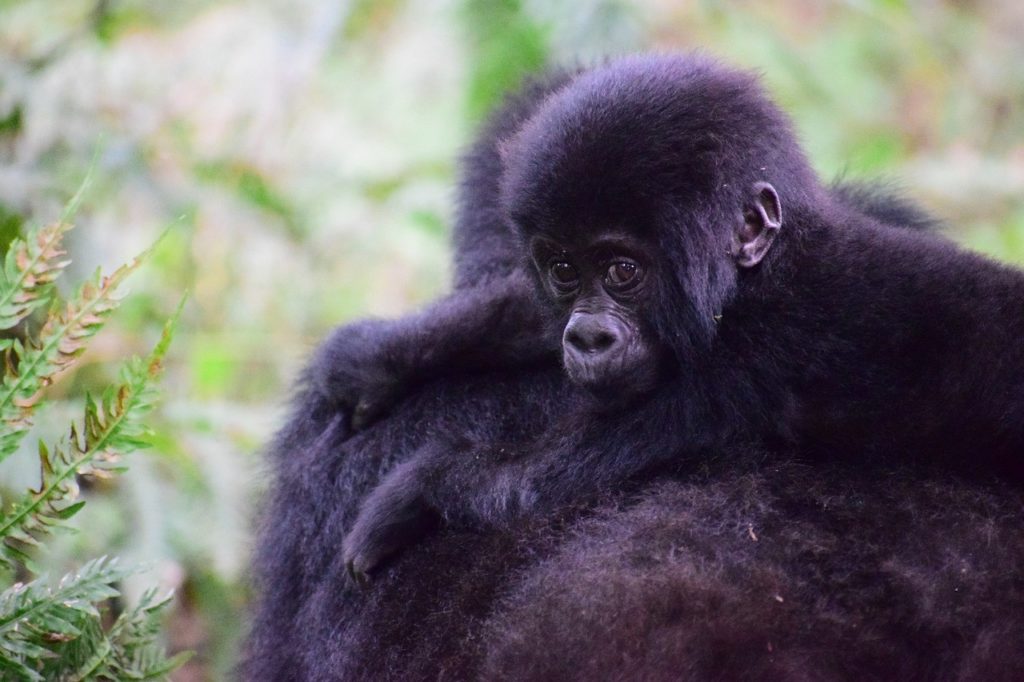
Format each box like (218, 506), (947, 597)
(530, 232), (662, 398)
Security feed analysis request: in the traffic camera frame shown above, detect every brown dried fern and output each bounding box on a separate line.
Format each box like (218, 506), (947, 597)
(0, 221), (73, 332)
(0, 245), (152, 464)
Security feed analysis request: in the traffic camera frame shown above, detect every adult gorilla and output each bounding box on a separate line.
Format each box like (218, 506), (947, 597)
(243, 396), (1024, 680)
(242, 56), (1024, 680)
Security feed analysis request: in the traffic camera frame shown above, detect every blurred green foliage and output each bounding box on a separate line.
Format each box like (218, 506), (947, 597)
(0, 1), (1022, 678)
(463, 0), (548, 121)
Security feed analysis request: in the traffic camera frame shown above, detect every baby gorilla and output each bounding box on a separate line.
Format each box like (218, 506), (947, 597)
(326, 54), (1024, 578)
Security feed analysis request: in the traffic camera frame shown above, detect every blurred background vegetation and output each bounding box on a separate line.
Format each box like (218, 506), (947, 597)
(0, 0), (1021, 678)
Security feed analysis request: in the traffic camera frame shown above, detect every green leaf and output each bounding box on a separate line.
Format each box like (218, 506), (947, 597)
(0, 168), (89, 333)
(0, 557), (128, 672)
(0, 220), (72, 330)
(54, 500), (86, 520)
(0, 164), (188, 678)
(0, 244), (153, 465)
(0, 296), (185, 569)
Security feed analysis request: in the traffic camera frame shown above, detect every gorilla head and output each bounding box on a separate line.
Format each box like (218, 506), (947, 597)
(499, 55), (819, 396)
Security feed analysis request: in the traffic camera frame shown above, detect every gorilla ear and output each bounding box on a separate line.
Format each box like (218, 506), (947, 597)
(733, 182), (782, 268)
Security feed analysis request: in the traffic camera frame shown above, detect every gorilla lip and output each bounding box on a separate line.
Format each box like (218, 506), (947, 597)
(562, 336), (659, 398)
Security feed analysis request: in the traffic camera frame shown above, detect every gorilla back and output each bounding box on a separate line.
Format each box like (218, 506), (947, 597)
(245, 377), (1024, 680)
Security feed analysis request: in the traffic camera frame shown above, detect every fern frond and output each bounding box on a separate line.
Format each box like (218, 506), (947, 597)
(0, 557), (187, 681)
(0, 221), (73, 331)
(0, 247), (152, 464)
(39, 615), (111, 682)
(0, 556), (127, 681)
(0, 304), (182, 568)
(98, 588), (192, 679)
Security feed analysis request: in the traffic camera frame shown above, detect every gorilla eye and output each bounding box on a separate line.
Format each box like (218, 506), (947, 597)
(605, 261), (639, 287)
(549, 261), (579, 286)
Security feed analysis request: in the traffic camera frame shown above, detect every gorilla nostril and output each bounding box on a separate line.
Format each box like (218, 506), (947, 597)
(592, 330), (615, 352)
(565, 328), (584, 351)
(565, 316), (620, 354)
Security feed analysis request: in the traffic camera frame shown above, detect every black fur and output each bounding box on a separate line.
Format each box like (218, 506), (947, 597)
(243, 54), (1024, 680)
(340, 53), (1024, 571)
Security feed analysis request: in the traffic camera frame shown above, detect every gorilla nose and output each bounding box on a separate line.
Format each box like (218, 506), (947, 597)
(564, 313), (621, 355)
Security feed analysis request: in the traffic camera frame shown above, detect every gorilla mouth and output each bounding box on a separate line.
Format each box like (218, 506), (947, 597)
(561, 345), (660, 398)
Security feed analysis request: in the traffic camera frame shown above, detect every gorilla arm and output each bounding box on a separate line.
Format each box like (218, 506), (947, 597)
(312, 269), (557, 429)
(340, 390), (702, 578)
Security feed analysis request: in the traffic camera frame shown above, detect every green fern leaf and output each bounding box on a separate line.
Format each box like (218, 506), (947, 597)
(0, 557), (128, 678)
(0, 221), (73, 331)
(97, 588), (193, 680)
(0, 247), (152, 465)
(0, 559), (188, 681)
(0, 303), (182, 569)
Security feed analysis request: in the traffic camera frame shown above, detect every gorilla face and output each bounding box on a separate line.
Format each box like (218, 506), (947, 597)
(530, 232), (663, 397)
(524, 180), (783, 400)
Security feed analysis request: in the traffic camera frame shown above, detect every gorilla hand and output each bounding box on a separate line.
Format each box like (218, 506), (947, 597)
(311, 319), (408, 432)
(311, 278), (555, 434)
(342, 459), (438, 582)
